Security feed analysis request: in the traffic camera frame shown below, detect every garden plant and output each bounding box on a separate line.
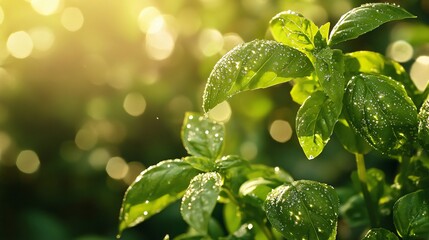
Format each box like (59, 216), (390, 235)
(117, 3), (429, 240)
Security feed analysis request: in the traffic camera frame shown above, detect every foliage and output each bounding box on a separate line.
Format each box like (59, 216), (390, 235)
(118, 3), (429, 239)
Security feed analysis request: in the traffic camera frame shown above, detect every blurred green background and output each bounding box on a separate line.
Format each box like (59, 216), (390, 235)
(0, 0), (428, 239)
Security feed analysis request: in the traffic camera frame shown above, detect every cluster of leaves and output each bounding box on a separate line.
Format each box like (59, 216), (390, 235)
(118, 112), (339, 239)
(118, 3), (429, 240)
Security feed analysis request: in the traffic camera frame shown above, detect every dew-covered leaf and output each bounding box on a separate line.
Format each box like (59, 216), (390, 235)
(182, 112), (225, 159)
(183, 156), (216, 172)
(345, 51), (420, 106)
(202, 39), (313, 112)
(418, 97), (429, 151)
(344, 73), (418, 156)
(329, 3), (416, 46)
(181, 172), (223, 234)
(334, 118), (372, 154)
(393, 189), (429, 239)
(362, 228), (399, 240)
(118, 160), (200, 236)
(296, 91), (342, 159)
(314, 48), (346, 102)
(265, 180), (339, 240)
(269, 10), (319, 52)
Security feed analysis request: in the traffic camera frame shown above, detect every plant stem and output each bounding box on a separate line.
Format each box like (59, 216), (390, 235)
(398, 156), (410, 195)
(256, 219), (276, 240)
(355, 153), (379, 228)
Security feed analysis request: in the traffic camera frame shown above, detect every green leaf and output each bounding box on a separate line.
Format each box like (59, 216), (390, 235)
(223, 202), (242, 234)
(418, 97), (429, 151)
(239, 178), (278, 207)
(318, 22), (330, 43)
(202, 39), (313, 112)
(290, 75), (318, 105)
(181, 172), (223, 234)
(314, 48), (346, 102)
(182, 112), (225, 159)
(265, 180), (339, 240)
(269, 10), (319, 52)
(118, 160), (200, 236)
(216, 155), (251, 195)
(296, 91), (342, 159)
(362, 228), (399, 240)
(344, 73), (418, 156)
(329, 3), (416, 46)
(393, 189), (429, 239)
(183, 156), (216, 172)
(246, 164), (294, 183)
(345, 51), (420, 106)
(220, 223), (255, 240)
(335, 118), (372, 154)
(340, 194), (369, 227)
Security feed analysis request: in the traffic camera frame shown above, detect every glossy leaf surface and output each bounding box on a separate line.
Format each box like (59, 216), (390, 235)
(181, 172), (223, 234)
(329, 3), (415, 46)
(269, 11), (319, 52)
(314, 48), (346, 102)
(182, 112), (225, 159)
(183, 156), (216, 172)
(296, 91), (342, 159)
(118, 160), (200, 235)
(345, 51), (419, 105)
(344, 73), (418, 156)
(265, 180), (339, 240)
(362, 228), (399, 240)
(393, 189), (429, 239)
(202, 39), (313, 112)
(418, 97), (429, 151)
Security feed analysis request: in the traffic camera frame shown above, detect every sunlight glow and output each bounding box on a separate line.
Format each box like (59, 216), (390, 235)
(29, 27), (55, 52)
(31, 0), (61, 16)
(198, 28), (224, 56)
(208, 101), (231, 122)
(123, 92), (147, 117)
(75, 127), (98, 150)
(7, 31), (34, 59)
(240, 141), (258, 160)
(269, 120), (293, 143)
(145, 15), (176, 61)
(0, 7), (4, 25)
(123, 161), (145, 185)
(61, 7), (84, 32)
(410, 56), (429, 92)
(138, 6), (161, 33)
(16, 150), (40, 174)
(88, 148), (110, 170)
(86, 98), (108, 120)
(387, 40), (413, 63)
(222, 33), (244, 54)
(106, 157), (129, 180)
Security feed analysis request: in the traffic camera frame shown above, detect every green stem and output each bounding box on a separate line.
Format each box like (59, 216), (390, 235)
(398, 156), (410, 195)
(256, 219), (275, 240)
(355, 153), (379, 228)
